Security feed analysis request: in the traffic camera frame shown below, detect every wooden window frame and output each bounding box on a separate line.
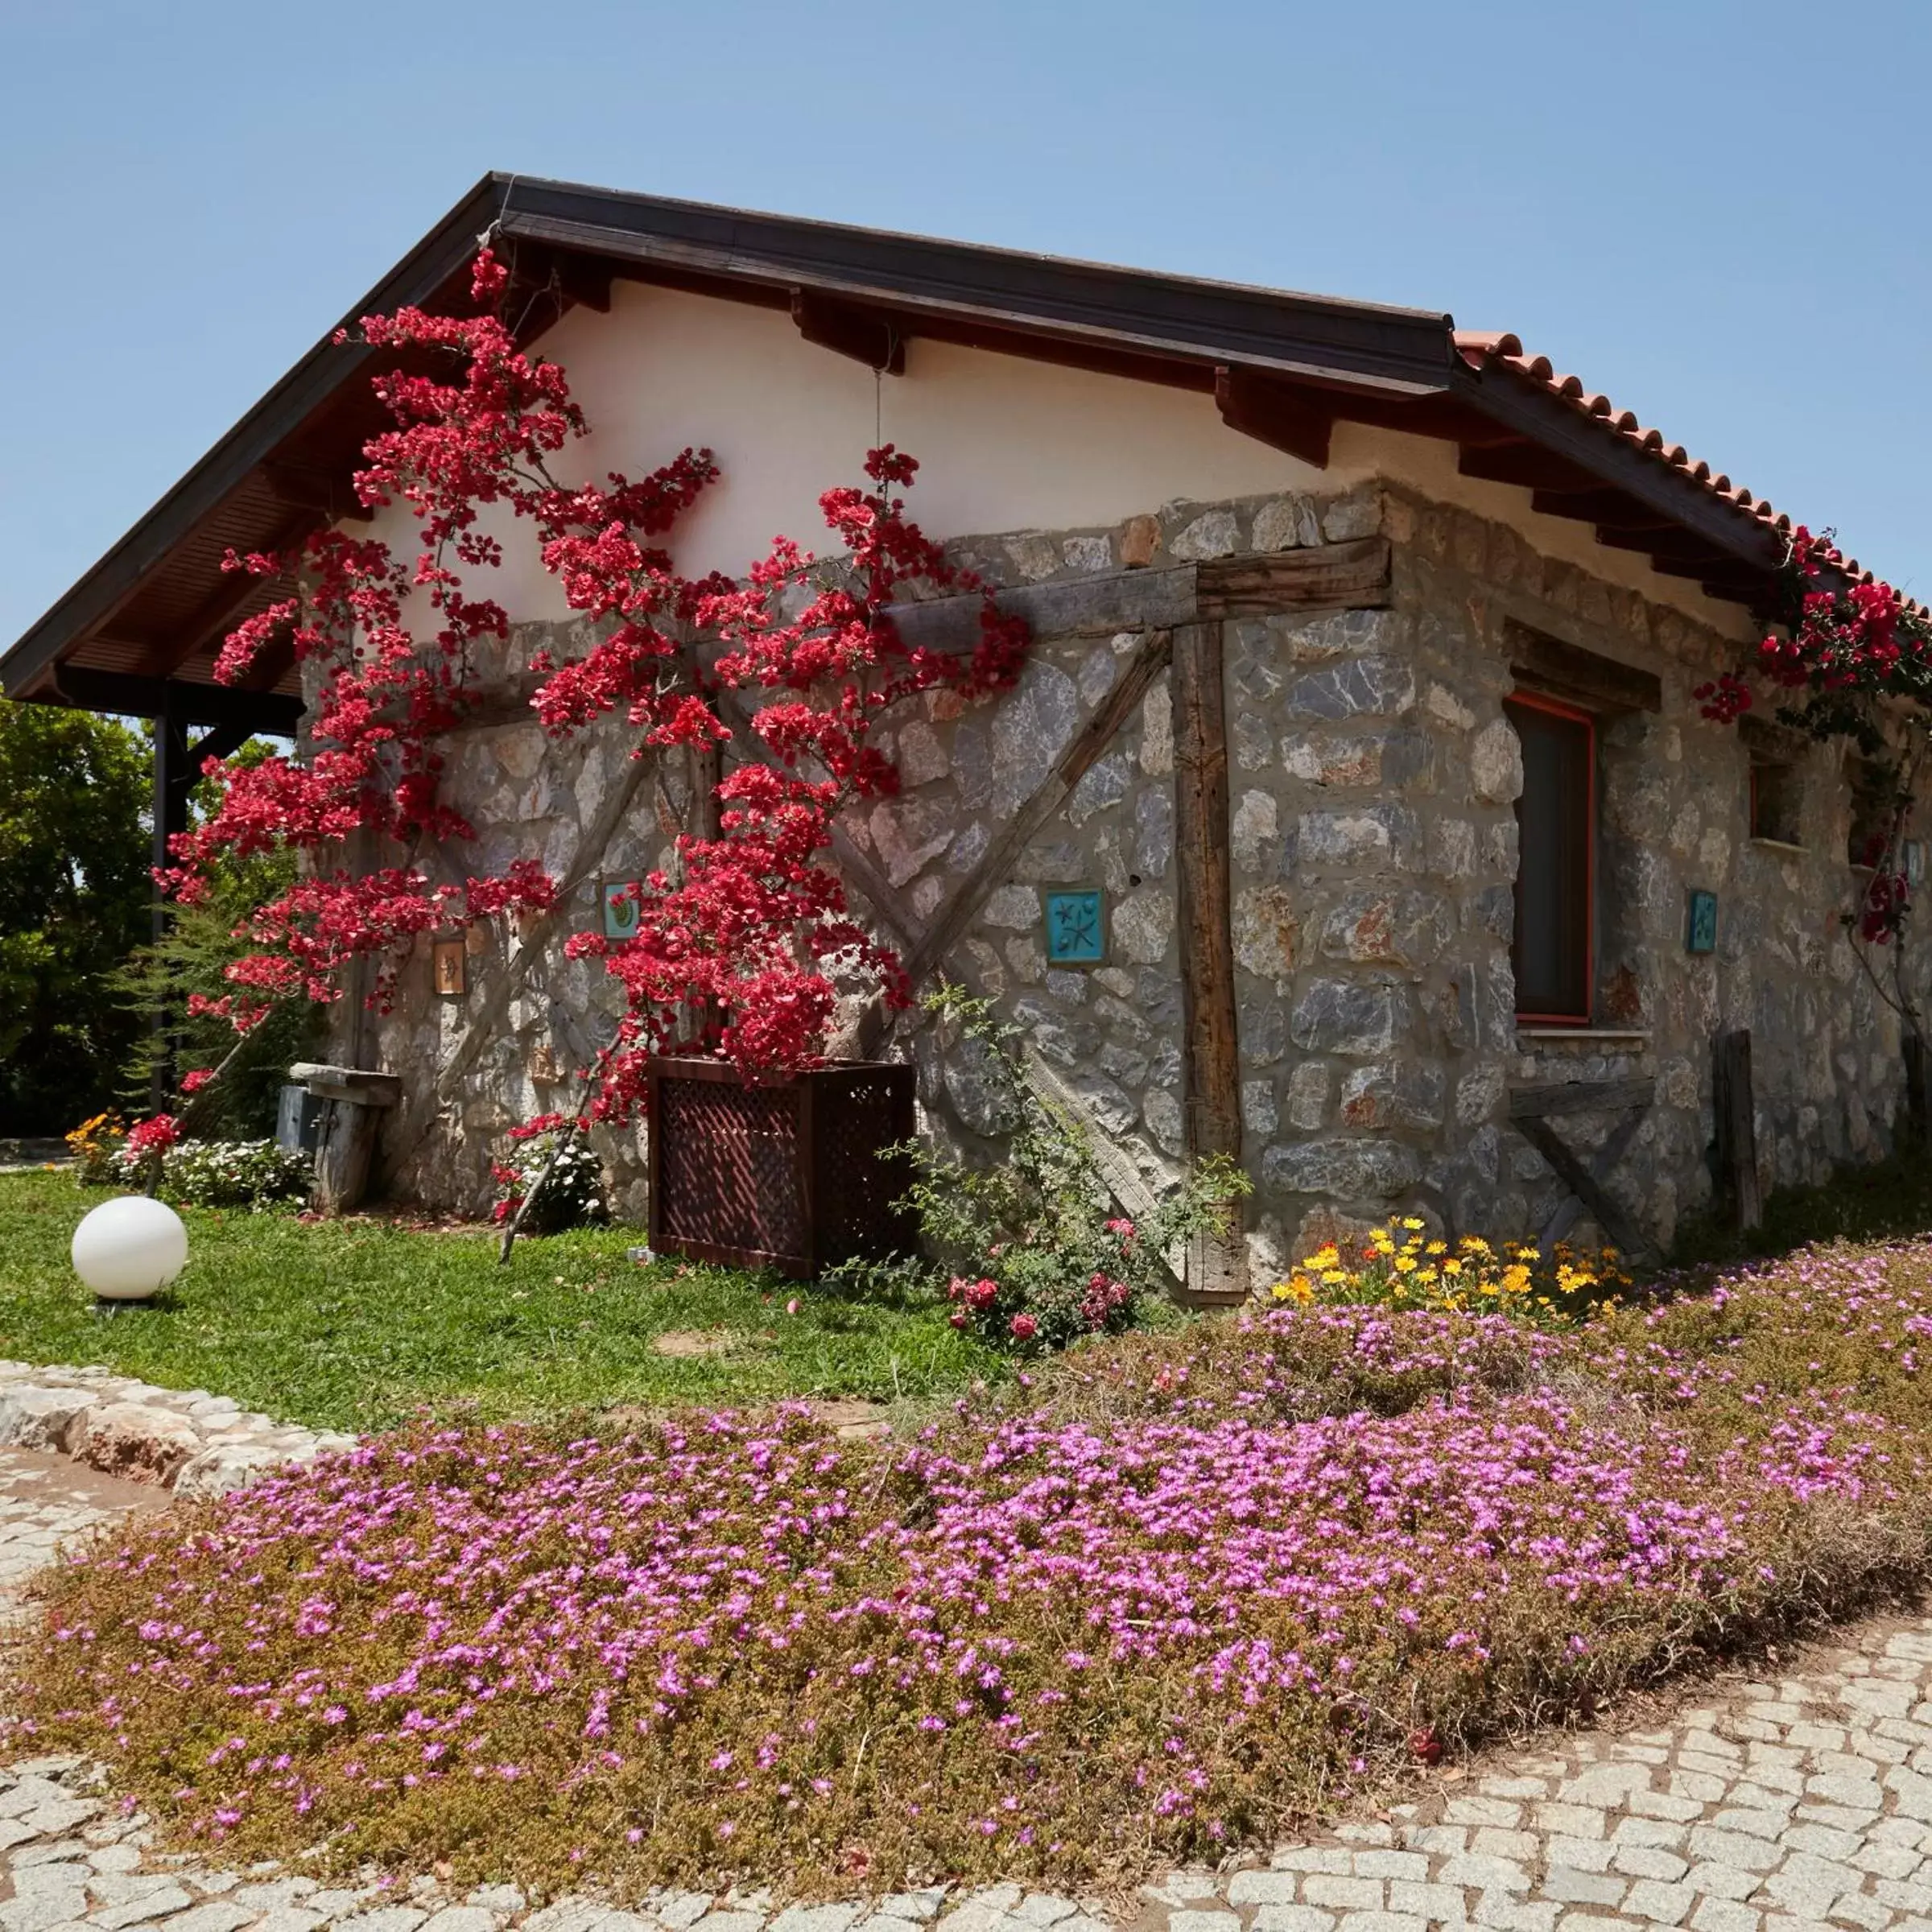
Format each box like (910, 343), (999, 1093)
(1506, 687), (1596, 1026)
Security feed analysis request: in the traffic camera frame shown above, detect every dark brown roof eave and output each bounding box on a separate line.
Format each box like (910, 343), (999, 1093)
(6, 172), (1823, 711)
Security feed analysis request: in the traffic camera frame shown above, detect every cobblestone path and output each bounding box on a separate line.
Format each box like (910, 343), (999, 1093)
(0, 1446), (1927, 1932)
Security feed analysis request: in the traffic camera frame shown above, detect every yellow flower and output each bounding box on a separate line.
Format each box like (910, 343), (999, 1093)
(1441, 1257), (1463, 1276)
(1393, 1255), (1418, 1274)
(1401, 1216), (1426, 1231)
(1321, 1269), (1348, 1287)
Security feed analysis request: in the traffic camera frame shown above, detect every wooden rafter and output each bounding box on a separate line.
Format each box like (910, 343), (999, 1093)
(1458, 440), (1592, 490)
(121, 506), (315, 679)
(791, 289), (904, 374)
(1529, 487), (1676, 530)
(1214, 365), (1331, 469)
(52, 667), (302, 733)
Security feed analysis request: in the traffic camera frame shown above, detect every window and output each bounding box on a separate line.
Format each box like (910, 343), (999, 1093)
(1506, 691), (1594, 1022)
(1748, 755), (1802, 846)
(1847, 761), (1895, 871)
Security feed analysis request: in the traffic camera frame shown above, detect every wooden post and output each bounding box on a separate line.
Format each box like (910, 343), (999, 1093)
(1713, 1029), (1763, 1232)
(147, 690), (195, 1113)
(1905, 1031), (1929, 1145)
(1170, 620), (1248, 1302)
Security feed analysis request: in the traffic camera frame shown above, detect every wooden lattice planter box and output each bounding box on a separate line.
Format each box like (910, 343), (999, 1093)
(646, 1057), (917, 1278)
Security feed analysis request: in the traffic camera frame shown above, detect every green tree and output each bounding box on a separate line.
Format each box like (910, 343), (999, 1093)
(119, 740), (320, 1138)
(0, 697), (150, 1134)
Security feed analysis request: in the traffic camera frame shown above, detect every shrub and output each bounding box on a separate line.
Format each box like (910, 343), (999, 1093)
(64, 1112), (126, 1186)
(885, 989), (1246, 1352)
(108, 1136), (312, 1211)
(1271, 1217), (1629, 1325)
(489, 1118), (609, 1233)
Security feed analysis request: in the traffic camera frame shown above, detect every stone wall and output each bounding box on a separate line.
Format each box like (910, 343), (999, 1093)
(338, 479), (1926, 1275)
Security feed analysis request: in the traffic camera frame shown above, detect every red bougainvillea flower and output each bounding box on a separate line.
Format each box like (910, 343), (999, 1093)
(163, 245), (1030, 1117)
(125, 1115), (182, 1159)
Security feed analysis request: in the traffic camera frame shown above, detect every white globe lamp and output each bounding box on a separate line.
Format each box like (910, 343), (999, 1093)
(72, 1196), (188, 1306)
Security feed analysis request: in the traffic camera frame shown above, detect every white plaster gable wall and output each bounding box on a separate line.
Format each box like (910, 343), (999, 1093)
(355, 278), (1757, 644)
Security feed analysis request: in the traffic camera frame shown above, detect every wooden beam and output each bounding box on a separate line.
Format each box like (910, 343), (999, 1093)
(1170, 618), (1248, 1303)
(1195, 537), (1390, 617)
(148, 689), (196, 1107)
(396, 745), (663, 1168)
(188, 718), (258, 769)
(1529, 488), (1675, 530)
(1214, 365), (1331, 469)
(1507, 625), (1662, 715)
(815, 823), (1191, 1300)
(1537, 1104), (1648, 1249)
(1713, 1029), (1763, 1232)
(1513, 1113), (1657, 1262)
(889, 566), (1200, 654)
(1459, 441), (1594, 490)
(236, 631), (299, 696)
(124, 504), (316, 679)
(1509, 1075), (1656, 1120)
(125, 572), (289, 680)
(791, 289), (904, 374)
(52, 667), (303, 735)
(1593, 526), (1725, 564)
(555, 256), (613, 313)
(861, 626), (1176, 1050)
(260, 462), (368, 522)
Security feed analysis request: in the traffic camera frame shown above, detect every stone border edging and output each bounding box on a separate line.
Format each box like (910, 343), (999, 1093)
(0, 1360), (355, 1497)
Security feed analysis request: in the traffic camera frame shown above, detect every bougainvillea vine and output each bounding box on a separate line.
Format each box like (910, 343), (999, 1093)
(1696, 526), (1932, 955)
(159, 245), (1028, 1125)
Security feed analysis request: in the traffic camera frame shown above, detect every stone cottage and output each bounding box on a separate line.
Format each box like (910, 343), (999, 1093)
(6, 174), (1920, 1292)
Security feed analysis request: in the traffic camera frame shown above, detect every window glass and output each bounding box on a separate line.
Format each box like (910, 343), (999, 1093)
(1506, 695), (1593, 1022)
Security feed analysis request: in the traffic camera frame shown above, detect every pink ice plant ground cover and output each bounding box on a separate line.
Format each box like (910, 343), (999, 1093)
(10, 1243), (1932, 1896)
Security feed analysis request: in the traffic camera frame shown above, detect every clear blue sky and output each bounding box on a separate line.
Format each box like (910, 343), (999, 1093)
(2, 0), (1927, 648)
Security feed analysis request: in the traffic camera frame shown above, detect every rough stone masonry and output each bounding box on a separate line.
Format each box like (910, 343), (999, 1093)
(341, 479), (1928, 1281)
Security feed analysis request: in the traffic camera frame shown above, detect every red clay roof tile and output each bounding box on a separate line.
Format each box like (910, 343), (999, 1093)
(1452, 328), (1915, 606)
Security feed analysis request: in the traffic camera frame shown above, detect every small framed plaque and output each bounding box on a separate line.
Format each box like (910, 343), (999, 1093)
(432, 939), (467, 997)
(602, 879), (642, 941)
(1907, 840), (1926, 886)
(1044, 888), (1106, 966)
(1686, 888), (1718, 955)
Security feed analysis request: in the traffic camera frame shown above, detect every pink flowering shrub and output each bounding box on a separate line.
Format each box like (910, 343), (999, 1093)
(12, 1244), (1932, 1894)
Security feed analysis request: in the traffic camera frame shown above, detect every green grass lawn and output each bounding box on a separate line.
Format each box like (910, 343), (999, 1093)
(0, 1170), (1002, 1432)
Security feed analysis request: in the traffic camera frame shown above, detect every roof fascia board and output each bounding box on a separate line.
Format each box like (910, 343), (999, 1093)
(1451, 360), (1785, 576)
(496, 180), (1455, 398)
